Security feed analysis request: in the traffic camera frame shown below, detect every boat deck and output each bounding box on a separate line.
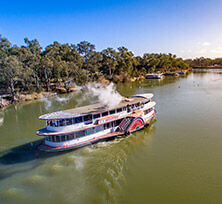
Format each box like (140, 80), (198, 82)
(39, 94), (153, 120)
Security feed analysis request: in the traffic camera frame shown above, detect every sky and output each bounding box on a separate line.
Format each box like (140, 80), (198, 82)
(0, 0), (222, 59)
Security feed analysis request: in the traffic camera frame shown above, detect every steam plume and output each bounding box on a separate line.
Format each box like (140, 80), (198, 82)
(87, 83), (123, 108)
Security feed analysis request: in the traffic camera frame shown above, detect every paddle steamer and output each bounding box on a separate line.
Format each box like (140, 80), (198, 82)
(36, 94), (156, 152)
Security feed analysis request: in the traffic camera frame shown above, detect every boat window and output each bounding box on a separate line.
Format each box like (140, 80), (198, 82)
(50, 120), (54, 126)
(115, 119), (122, 126)
(95, 125), (104, 132)
(117, 108), (122, 113)
(104, 122), (111, 129)
(62, 119), (66, 126)
(69, 133), (76, 139)
(76, 130), (86, 138)
(66, 119), (72, 125)
(55, 136), (60, 142)
(103, 124), (107, 129)
(86, 127), (95, 135)
(109, 109), (116, 115)
(102, 111), (108, 117)
(104, 123), (108, 129)
(59, 119), (66, 126)
(144, 108), (153, 115)
(127, 105), (131, 113)
(71, 118), (74, 124)
(61, 135), (66, 142)
(83, 114), (92, 121)
(93, 113), (100, 119)
(72, 133), (75, 139)
(52, 136), (56, 142)
(50, 120), (53, 126)
(75, 116), (83, 123)
(58, 120), (62, 126)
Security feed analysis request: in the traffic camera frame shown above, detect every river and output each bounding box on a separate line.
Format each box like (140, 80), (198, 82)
(0, 70), (222, 203)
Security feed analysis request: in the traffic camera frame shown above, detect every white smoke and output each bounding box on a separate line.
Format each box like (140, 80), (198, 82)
(40, 97), (52, 110)
(87, 83), (123, 108)
(55, 94), (73, 103)
(40, 82), (123, 110)
(70, 82), (84, 91)
(0, 116), (4, 127)
(41, 94), (73, 110)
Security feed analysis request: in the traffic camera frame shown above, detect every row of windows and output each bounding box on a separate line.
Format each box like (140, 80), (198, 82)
(47, 100), (150, 127)
(46, 119), (123, 143)
(144, 107), (153, 115)
(47, 107), (127, 127)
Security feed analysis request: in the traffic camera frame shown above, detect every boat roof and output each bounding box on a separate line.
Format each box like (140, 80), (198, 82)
(39, 93), (153, 120)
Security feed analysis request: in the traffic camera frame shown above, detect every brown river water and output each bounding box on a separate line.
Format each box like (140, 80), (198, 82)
(0, 70), (222, 204)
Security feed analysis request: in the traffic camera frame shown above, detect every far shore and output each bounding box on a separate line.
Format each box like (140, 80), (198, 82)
(192, 66), (222, 69)
(0, 70), (190, 110)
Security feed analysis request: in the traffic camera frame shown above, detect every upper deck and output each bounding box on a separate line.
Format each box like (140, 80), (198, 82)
(39, 94), (153, 120)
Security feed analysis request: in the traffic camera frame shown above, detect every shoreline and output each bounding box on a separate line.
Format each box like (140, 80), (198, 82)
(0, 88), (78, 110)
(0, 70), (189, 110)
(192, 66), (222, 69)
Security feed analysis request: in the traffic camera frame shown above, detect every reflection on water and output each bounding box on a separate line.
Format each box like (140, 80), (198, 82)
(1, 71), (222, 203)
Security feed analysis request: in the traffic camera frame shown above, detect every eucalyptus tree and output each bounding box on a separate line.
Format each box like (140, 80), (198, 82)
(15, 38), (43, 90)
(0, 55), (22, 101)
(116, 46), (134, 75)
(87, 51), (103, 74)
(101, 48), (118, 77)
(142, 53), (159, 72)
(77, 41), (95, 73)
(132, 56), (144, 76)
(24, 38), (42, 87)
(0, 35), (11, 58)
(43, 41), (86, 89)
(213, 58), (222, 66)
(40, 56), (53, 91)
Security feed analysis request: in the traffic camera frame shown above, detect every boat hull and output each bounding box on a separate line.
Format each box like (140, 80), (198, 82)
(38, 131), (125, 152)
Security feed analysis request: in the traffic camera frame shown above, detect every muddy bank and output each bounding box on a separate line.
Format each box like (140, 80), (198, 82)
(0, 86), (78, 109)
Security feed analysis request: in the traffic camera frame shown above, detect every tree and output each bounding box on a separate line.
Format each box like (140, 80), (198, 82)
(0, 56), (22, 101)
(101, 48), (118, 77)
(40, 56), (53, 91)
(77, 41), (95, 74)
(116, 46), (134, 75)
(0, 35), (11, 58)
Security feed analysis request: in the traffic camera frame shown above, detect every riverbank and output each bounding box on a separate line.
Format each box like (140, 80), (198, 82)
(0, 70), (189, 110)
(0, 92), (57, 109)
(192, 66), (222, 69)
(0, 87), (78, 109)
